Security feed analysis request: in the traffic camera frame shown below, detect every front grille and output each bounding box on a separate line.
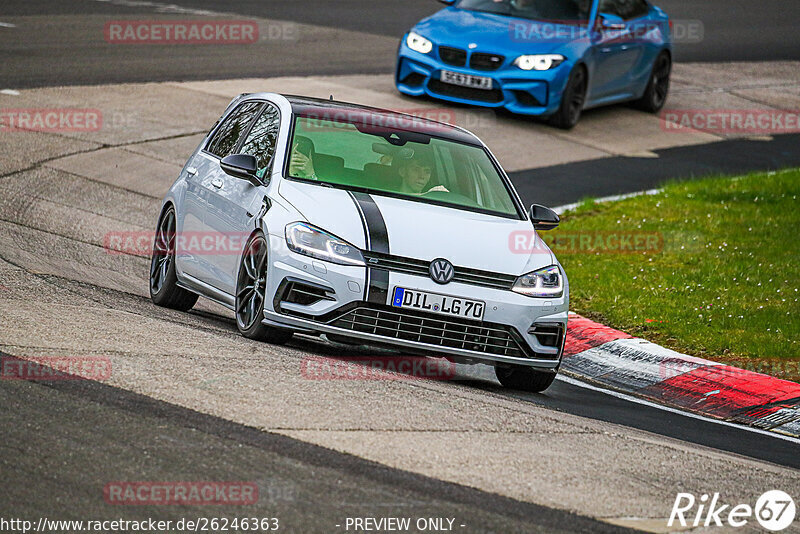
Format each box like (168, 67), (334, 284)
(529, 323), (564, 348)
(428, 79), (504, 104)
(362, 251), (516, 290)
(438, 46), (467, 66)
(329, 303), (535, 359)
(470, 52), (505, 71)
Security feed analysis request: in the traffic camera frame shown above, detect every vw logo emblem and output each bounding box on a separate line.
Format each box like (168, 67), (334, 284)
(429, 258), (455, 284)
(468, 43), (478, 49)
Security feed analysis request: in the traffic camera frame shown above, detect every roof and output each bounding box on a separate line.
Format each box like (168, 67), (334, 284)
(282, 95), (481, 146)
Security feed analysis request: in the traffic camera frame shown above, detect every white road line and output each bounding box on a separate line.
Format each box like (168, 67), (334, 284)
(0, 22), (17, 28)
(1, 89), (20, 96)
(556, 374), (800, 445)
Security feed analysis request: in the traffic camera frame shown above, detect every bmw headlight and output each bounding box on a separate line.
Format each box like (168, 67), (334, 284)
(406, 32), (433, 54)
(285, 222), (364, 266)
(514, 54), (565, 71)
(512, 265), (563, 298)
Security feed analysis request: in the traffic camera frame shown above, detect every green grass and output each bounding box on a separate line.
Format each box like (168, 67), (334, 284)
(548, 168), (800, 381)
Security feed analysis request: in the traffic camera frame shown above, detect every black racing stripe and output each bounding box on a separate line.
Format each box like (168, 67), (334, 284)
(349, 192), (390, 304)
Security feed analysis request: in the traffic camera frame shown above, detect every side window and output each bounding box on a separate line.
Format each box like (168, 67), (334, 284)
(238, 104), (281, 179)
(598, 0), (621, 18)
(206, 102), (263, 158)
(618, 0), (650, 19)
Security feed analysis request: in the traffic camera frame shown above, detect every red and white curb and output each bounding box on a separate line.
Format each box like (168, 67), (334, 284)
(562, 313), (800, 438)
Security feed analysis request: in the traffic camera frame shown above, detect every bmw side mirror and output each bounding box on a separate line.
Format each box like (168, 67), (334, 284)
(220, 154), (260, 185)
(598, 13), (626, 31)
(530, 204), (560, 231)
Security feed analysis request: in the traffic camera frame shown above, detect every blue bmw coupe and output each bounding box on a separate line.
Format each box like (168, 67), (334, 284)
(396, 0), (672, 128)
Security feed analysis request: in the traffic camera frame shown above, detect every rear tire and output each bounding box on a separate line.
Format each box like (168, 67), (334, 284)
(149, 206), (198, 311)
(495, 365), (556, 392)
(633, 51), (671, 113)
(235, 232), (293, 345)
(548, 65), (587, 130)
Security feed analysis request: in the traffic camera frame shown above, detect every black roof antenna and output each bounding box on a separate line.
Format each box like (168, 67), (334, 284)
(329, 94), (334, 101)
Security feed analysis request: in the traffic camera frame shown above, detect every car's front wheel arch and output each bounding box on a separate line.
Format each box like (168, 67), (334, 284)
(234, 229), (293, 344)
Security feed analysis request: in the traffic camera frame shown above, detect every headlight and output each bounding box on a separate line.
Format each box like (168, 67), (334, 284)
(406, 32), (433, 54)
(512, 265), (563, 298)
(285, 222), (364, 266)
(514, 54), (565, 71)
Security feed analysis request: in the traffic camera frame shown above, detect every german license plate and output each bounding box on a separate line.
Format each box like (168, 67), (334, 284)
(391, 287), (485, 321)
(440, 70), (493, 90)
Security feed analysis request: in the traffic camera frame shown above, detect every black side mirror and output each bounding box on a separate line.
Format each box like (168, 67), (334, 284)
(220, 154), (260, 185)
(437, 0), (456, 4)
(530, 204), (560, 231)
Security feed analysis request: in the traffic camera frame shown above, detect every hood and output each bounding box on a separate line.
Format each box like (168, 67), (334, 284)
(414, 7), (583, 56)
(279, 180), (554, 277)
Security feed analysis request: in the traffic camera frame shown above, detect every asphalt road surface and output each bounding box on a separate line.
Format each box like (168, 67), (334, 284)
(0, 355), (633, 533)
(1, 0), (799, 89)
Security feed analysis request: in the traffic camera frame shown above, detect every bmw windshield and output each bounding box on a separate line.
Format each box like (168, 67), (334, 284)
(456, 0), (591, 24)
(286, 112), (523, 219)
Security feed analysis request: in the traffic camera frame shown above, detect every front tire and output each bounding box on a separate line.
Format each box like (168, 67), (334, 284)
(235, 232), (293, 345)
(149, 206), (198, 311)
(548, 65), (587, 130)
(633, 51), (671, 113)
(495, 365), (557, 393)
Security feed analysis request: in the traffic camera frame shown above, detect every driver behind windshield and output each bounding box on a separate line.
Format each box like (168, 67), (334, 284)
(396, 148), (449, 195)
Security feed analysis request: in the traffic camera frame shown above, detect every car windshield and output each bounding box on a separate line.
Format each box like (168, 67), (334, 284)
(456, 0), (591, 24)
(286, 114), (521, 218)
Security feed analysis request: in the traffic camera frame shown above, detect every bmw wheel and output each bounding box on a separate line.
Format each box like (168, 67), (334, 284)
(235, 232), (293, 344)
(548, 65), (587, 130)
(634, 51), (671, 113)
(149, 206), (198, 311)
(495, 365), (556, 393)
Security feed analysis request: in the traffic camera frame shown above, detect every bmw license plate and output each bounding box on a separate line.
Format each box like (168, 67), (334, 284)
(440, 70), (493, 90)
(391, 287), (485, 321)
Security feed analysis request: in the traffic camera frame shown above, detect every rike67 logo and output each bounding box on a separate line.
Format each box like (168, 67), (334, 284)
(669, 490), (796, 531)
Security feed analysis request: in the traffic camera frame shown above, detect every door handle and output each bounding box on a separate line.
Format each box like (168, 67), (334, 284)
(211, 178), (224, 189)
(186, 166), (198, 176)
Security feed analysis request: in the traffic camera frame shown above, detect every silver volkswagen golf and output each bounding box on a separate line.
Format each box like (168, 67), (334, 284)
(150, 93), (569, 391)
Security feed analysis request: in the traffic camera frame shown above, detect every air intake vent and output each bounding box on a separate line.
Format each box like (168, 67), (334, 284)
(529, 323), (564, 348)
(330, 303), (538, 359)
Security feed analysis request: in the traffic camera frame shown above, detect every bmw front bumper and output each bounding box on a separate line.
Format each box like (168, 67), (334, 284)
(396, 43), (572, 117)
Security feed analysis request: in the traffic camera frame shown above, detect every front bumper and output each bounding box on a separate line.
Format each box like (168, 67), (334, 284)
(396, 44), (572, 116)
(263, 234), (568, 369)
